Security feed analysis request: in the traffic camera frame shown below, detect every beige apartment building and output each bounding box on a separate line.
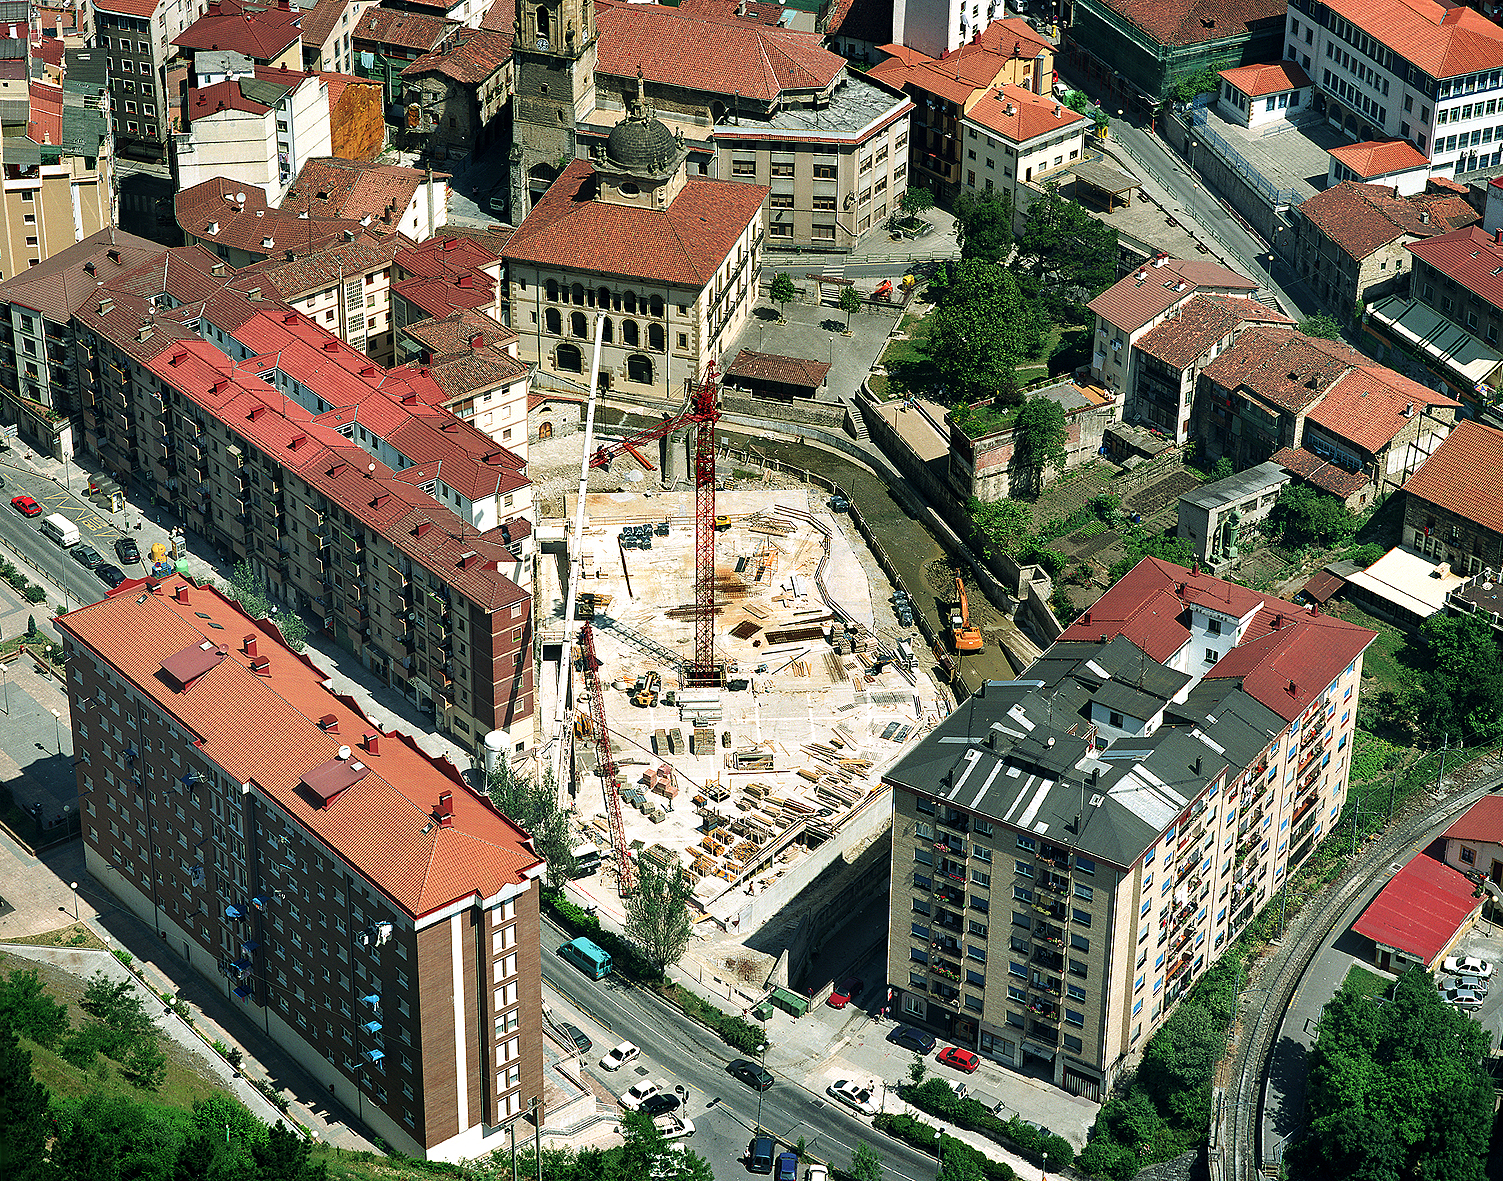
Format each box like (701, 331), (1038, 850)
(885, 559), (1374, 1098)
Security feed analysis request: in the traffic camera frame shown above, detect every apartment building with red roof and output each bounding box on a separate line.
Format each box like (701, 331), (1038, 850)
(884, 555), (1374, 1095)
(1281, 0), (1503, 176)
(177, 67), (334, 199)
(58, 580), (546, 1160)
(1398, 418), (1503, 574)
(353, 6), (460, 105)
(1325, 139), (1431, 193)
(1403, 223), (1503, 387)
(1291, 180), (1477, 327)
(1215, 60), (1311, 129)
(172, 0), (305, 69)
(1191, 326), (1460, 505)
(957, 85), (1089, 227)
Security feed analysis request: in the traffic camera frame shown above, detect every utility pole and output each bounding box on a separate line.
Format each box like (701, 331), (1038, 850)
(532, 1096), (541, 1181)
(1436, 734), (1450, 794)
(1387, 768), (1399, 820)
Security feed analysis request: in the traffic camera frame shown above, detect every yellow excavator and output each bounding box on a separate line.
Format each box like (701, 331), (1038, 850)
(951, 576), (984, 653)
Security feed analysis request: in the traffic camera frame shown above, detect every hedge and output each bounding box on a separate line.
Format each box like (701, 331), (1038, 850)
(542, 887), (765, 1055)
(903, 1079), (1075, 1170)
(874, 1111), (1014, 1181)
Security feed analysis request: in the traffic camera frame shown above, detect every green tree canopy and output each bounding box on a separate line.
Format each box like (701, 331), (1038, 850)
(624, 854), (696, 974)
(953, 189), (1014, 263)
(900, 186), (934, 219)
(968, 497), (1034, 559)
(1297, 312), (1343, 340)
(927, 261), (1046, 404)
(850, 1142), (884, 1181)
(1106, 533), (1198, 585)
(487, 761), (577, 885)
(838, 283), (861, 330)
(1268, 484), (1358, 549)
(1013, 184), (1118, 321)
(0, 1022), (52, 1181)
(1011, 397), (1069, 496)
(1409, 611), (1503, 745)
(769, 273), (797, 320)
(0, 967), (69, 1048)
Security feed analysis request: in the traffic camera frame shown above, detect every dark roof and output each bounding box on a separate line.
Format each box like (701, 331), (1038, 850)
(301, 752), (373, 803)
(401, 26), (511, 83)
(725, 349), (830, 389)
(354, 5), (457, 50)
(1298, 570), (1346, 603)
(1297, 181), (1477, 261)
(1200, 327), (1361, 415)
(1269, 446), (1373, 497)
(172, 0), (303, 60)
(1134, 293), (1292, 369)
(0, 227), (165, 321)
(1087, 257), (1257, 335)
(1408, 225), (1503, 312)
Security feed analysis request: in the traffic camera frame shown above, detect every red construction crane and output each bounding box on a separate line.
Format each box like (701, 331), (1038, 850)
(577, 622), (633, 891)
(590, 362), (723, 686)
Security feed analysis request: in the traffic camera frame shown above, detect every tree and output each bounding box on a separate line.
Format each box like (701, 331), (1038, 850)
(907, 1051), (927, 1088)
(927, 261), (1046, 404)
(968, 497), (1034, 559)
(1168, 67), (1221, 104)
(0, 1022), (52, 1181)
(1011, 397), (1069, 496)
(769, 273), (797, 322)
(899, 185), (934, 221)
(487, 760), (577, 884)
(1268, 484), (1357, 549)
(61, 972), (165, 1089)
(624, 854), (696, 974)
(0, 968), (69, 1047)
(850, 1142), (884, 1181)
(1409, 612), (1503, 745)
(226, 561), (269, 620)
(252, 1121), (326, 1181)
(1298, 312), (1343, 340)
(935, 1141), (982, 1181)
(1106, 533), (1198, 585)
(271, 611), (307, 654)
(1014, 184), (1118, 321)
(953, 189), (1014, 263)
(1209, 457), (1235, 480)
(838, 284), (861, 332)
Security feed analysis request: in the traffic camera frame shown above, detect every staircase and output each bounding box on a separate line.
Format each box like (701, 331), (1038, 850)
(845, 396), (871, 442)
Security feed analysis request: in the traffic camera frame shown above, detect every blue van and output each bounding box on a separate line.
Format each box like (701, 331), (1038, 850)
(558, 936), (612, 979)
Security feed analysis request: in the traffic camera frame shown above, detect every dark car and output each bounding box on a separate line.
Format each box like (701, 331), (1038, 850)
(746, 1135), (775, 1175)
(115, 536), (141, 565)
(827, 976), (864, 1008)
(728, 1058), (774, 1092)
(775, 1152), (798, 1181)
(71, 544), (103, 570)
(891, 1026), (937, 1054)
(640, 1092), (680, 1116)
(95, 563), (127, 588)
(559, 1022), (591, 1053)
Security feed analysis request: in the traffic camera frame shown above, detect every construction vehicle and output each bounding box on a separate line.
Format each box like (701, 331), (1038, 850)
(713, 514), (731, 532)
(873, 279), (894, 301)
(632, 670), (661, 708)
(951, 576), (984, 653)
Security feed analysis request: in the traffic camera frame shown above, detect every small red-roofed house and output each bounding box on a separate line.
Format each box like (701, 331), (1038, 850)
(1215, 61), (1311, 129)
(1353, 854), (1482, 972)
(1441, 794), (1503, 883)
(1327, 139), (1432, 195)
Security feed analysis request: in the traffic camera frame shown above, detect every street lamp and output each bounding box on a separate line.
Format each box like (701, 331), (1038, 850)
(756, 1042), (768, 1132)
(69, 881), (79, 921)
(0, 661), (11, 716)
(934, 1129), (943, 1180)
(1187, 140), (1198, 220)
(51, 707), (62, 754)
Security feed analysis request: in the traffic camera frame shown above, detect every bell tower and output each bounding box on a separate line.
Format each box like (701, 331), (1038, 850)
(510, 0), (599, 221)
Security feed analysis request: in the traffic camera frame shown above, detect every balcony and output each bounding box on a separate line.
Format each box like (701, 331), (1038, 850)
(937, 814), (969, 835)
(1025, 1020), (1059, 1046)
(1031, 945), (1064, 971)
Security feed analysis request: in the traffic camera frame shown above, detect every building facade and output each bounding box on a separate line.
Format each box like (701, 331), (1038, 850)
(399, 27), (513, 161)
(1400, 418), (1503, 574)
(884, 557), (1375, 1096)
(957, 85), (1088, 218)
(58, 582), (546, 1161)
(177, 68), (334, 198)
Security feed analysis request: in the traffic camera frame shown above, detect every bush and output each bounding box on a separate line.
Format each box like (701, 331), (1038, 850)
(901, 1078), (1074, 1169)
(23, 584), (45, 604)
(873, 1113), (1014, 1181)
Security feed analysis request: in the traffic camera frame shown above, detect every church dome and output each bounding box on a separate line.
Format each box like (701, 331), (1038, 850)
(606, 110), (678, 174)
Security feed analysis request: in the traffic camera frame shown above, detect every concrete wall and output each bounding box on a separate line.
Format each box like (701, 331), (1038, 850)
(1161, 109), (1292, 255)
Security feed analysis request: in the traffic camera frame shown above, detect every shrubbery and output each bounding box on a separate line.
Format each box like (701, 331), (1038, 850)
(873, 1112), (1014, 1181)
(902, 1078), (1074, 1170)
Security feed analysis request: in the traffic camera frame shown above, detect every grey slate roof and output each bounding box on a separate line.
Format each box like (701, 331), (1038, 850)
(1180, 459), (1291, 510)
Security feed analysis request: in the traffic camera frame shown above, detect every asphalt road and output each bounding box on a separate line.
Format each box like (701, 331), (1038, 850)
(540, 913), (939, 1181)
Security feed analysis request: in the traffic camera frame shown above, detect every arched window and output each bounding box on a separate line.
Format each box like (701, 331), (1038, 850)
(597, 286), (611, 308)
(544, 307), (561, 334)
(601, 317), (614, 343)
(648, 294), (664, 318)
(624, 291), (637, 314)
(545, 278), (558, 302)
(622, 319), (639, 347)
(570, 311), (588, 337)
(648, 322), (665, 352)
(627, 353), (653, 385)
(538, 421), (554, 439)
(556, 343), (583, 372)
(571, 282), (585, 306)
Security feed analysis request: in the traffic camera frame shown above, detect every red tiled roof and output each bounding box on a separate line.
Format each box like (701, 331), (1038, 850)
(401, 27), (512, 83)
(1442, 794), (1503, 844)
(1200, 327), (1360, 414)
(963, 84), (1086, 145)
(91, 0), (161, 16)
(502, 158), (767, 289)
(1304, 369), (1458, 455)
(282, 157), (440, 226)
(1093, 0), (1286, 50)
(187, 76), (277, 119)
(1403, 419), (1503, 536)
(1320, 0), (1503, 81)
(673, 0), (785, 27)
(827, 0), (893, 42)
(354, 5), (457, 50)
(27, 80), (62, 146)
(594, 0), (844, 104)
(1353, 854), (1479, 965)
(57, 585), (541, 919)
(1268, 446), (1371, 498)
(1408, 225), (1503, 312)
(0, 227), (166, 321)
(1087, 257), (1257, 335)
(404, 308), (516, 362)
(1327, 138), (1430, 178)
(172, 0), (303, 60)
(1218, 60), (1310, 98)
(1132, 294), (1291, 369)
(298, 0), (349, 48)
(233, 232), (407, 299)
(725, 349), (830, 389)
(1297, 181), (1477, 261)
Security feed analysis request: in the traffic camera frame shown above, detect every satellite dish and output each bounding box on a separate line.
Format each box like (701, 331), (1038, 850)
(236, 191), (246, 203)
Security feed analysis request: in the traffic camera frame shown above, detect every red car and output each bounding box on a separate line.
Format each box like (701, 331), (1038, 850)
(827, 976), (864, 1008)
(937, 1046), (980, 1073)
(10, 494), (40, 517)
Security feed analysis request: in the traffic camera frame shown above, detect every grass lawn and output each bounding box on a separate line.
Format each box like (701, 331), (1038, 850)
(1324, 603), (1422, 696)
(871, 311), (937, 401)
(1, 921), (106, 950)
(1343, 964), (1393, 1001)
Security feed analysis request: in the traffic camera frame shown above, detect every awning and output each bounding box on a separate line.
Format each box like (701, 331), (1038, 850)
(233, 985), (252, 1000)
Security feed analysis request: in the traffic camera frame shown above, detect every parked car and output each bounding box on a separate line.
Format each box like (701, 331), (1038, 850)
(1444, 955), (1494, 979)
(729, 1058), (774, 1091)
(1445, 987), (1484, 1009)
(71, 544), (103, 570)
(827, 977), (863, 1009)
(1454, 973), (1490, 996)
(826, 1079), (877, 1115)
(806, 1168), (828, 1181)
(115, 536), (141, 565)
(775, 1153), (799, 1181)
(640, 1092), (681, 1116)
(747, 1135), (775, 1174)
(653, 1112), (694, 1139)
(559, 1022), (591, 1053)
(620, 1079), (664, 1111)
(937, 1046), (980, 1073)
(95, 563), (127, 588)
(891, 1026), (937, 1054)
(10, 494), (40, 517)
(599, 1041), (640, 1071)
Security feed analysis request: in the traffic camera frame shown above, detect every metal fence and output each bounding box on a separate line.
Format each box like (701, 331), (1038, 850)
(1188, 106), (1303, 207)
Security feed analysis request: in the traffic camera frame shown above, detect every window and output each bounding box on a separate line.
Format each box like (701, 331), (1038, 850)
(770, 162), (795, 177)
(769, 223), (793, 238)
(1461, 845), (1477, 864)
(813, 163), (837, 179)
(769, 193), (794, 208)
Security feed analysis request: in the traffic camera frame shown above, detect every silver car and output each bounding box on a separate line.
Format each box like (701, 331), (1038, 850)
(1445, 987), (1484, 1009)
(1455, 973), (1489, 996)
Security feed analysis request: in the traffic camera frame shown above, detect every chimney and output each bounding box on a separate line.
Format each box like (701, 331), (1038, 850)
(98, 298), (114, 315)
(289, 434), (307, 451)
(484, 450), (503, 465)
(1192, 755), (1202, 775)
(249, 656), (271, 675)
(459, 550), (480, 568)
(319, 713), (339, 732)
(1286, 679), (1298, 694)
(247, 287), (262, 301)
(243, 634), (257, 657)
(107, 249), (121, 263)
(1496, 228), (1502, 247)
(174, 585), (189, 603)
(283, 311), (298, 323)
(322, 339), (340, 353)
(1082, 611), (1090, 625)
(248, 405), (266, 421)
(372, 493), (390, 509)
(416, 520), (433, 537)
(470, 333), (484, 347)
(1404, 401), (1414, 417)
(437, 790), (454, 827)
(207, 0), (221, 11)
(363, 731), (380, 755)
(1421, 210), (1431, 225)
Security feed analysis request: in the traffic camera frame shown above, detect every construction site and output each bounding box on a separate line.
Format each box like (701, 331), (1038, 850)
(529, 351), (944, 992)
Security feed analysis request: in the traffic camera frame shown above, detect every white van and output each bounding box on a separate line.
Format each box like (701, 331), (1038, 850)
(40, 513), (80, 547)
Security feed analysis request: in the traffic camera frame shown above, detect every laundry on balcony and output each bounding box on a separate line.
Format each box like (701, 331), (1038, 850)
(224, 904), (244, 920)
